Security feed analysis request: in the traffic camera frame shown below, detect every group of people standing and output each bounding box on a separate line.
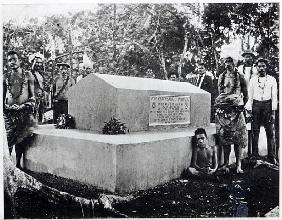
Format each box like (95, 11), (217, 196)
(187, 51), (278, 177)
(218, 52), (278, 172)
(3, 50), (85, 169)
(3, 48), (279, 173)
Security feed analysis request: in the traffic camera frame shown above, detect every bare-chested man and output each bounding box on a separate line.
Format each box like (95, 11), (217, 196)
(3, 50), (36, 169)
(188, 128), (218, 176)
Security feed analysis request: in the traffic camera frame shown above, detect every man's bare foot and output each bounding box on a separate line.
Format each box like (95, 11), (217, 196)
(16, 164), (23, 170)
(236, 167), (244, 174)
(223, 167), (230, 173)
(218, 165), (230, 173)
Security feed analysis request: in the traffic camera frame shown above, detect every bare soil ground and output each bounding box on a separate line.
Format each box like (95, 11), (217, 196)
(8, 159), (278, 218)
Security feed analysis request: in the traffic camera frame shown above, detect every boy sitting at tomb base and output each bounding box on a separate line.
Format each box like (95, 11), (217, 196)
(187, 128), (218, 176)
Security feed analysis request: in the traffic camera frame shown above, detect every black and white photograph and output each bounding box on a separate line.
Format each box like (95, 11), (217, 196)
(1, 0), (279, 218)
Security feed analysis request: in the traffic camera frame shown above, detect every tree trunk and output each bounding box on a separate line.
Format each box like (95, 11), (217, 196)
(68, 23), (73, 77)
(178, 29), (188, 79)
(247, 33), (250, 50)
(160, 49), (168, 80)
(113, 4), (117, 61)
(213, 48), (219, 74)
(210, 32), (219, 75)
(241, 35), (244, 52)
(251, 35), (258, 51)
(2, 120), (133, 218)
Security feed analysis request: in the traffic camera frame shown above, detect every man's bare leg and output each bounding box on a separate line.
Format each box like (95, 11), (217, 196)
(9, 146), (13, 155)
(234, 144), (243, 173)
(219, 145), (231, 173)
(15, 141), (26, 169)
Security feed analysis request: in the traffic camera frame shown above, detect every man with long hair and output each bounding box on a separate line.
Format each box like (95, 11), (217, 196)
(215, 57), (248, 173)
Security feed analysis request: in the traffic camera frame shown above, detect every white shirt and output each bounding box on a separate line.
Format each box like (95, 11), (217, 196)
(246, 75), (277, 111)
(186, 73), (198, 86)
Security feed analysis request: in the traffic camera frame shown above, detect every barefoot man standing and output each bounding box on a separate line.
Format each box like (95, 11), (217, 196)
(3, 50), (37, 169)
(215, 57), (248, 173)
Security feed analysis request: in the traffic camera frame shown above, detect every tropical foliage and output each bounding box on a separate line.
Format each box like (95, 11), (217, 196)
(3, 3), (279, 83)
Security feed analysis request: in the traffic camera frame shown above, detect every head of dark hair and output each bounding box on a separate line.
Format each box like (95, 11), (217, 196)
(224, 56), (234, 64)
(194, 128), (207, 137)
(7, 50), (20, 58)
(255, 57), (269, 66)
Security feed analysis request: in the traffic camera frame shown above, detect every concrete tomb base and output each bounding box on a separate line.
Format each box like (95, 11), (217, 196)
(24, 124), (219, 193)
(21, 125), (271, 193)
(22, 73), (267, 193)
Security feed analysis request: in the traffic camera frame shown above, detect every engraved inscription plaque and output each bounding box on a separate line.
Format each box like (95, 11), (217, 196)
(149, 95), (191, 126)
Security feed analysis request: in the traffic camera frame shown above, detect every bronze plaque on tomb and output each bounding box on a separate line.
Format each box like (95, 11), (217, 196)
(149, 95), (191, 126)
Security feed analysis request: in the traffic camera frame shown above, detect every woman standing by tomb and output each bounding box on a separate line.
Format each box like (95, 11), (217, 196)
(215, 57), (248, 173)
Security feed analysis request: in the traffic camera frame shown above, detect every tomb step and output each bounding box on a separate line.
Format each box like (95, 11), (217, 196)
(23, 124), (268, 193)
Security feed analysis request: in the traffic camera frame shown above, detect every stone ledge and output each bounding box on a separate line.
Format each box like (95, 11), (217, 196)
(24, 124), (268, 193)
(34, 124), (217, 145)
(25, 125), (216, 193)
